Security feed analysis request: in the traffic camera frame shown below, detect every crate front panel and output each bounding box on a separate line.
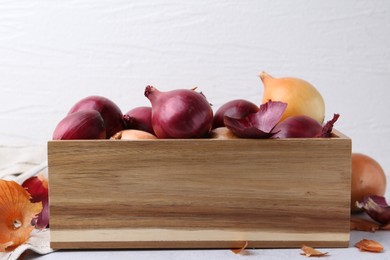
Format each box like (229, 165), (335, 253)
(48, 137), (351, 249)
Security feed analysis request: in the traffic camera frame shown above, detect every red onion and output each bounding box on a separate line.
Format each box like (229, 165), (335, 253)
(144, 86), (213, 138)
(53, 110), (106, 140)
(68, 96), (125, 138)
(22, 175), (49, 229)
(212, 99), (259, 129)
(123, 106), (155, 135)
(272, 114), (340, 138)
(224, 101), (287, 138)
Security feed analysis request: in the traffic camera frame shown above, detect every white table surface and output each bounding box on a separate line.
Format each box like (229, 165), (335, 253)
(22, 230), (390, 260)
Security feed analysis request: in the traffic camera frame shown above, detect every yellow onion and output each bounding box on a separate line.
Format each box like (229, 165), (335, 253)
(111, 129), (157, 140)
(259, 71), (325, 124)
(208, 127), (238, 139)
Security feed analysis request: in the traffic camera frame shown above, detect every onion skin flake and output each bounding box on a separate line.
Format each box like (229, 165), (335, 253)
(355, 239), (384, 253)
(350, 217), (380, 232)
(300, 245), (328, 257)
(357, 195), (390, 225)
(224, 100), (287, 138)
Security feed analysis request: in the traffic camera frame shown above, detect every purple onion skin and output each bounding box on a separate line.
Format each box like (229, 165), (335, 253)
(223, 100), (287, 139)
(68, 96), (125, 138)
(53, 110), (106, 140)
(272, 115), (322, 138)
(124, 106), (155, 135)
(212, 99), (259, 129)
(358, 195), (390, 225)
(22, 176), (49, 229)
(144, 86), (213, 138)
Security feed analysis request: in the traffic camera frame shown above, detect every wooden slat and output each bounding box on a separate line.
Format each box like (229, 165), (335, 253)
(48, 133), (351, 249)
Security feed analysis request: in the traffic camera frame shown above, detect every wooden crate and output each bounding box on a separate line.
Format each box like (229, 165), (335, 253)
(47, 130), (351, 249)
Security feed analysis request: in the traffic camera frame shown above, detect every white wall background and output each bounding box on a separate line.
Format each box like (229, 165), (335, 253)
(1, 1), (389, 178)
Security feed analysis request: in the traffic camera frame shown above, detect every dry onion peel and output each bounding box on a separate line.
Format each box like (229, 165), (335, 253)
(354, 239), (384, 253)
(0, 241), (14, 252)
(230, 241), (249, 255)
(224, 100), (287, 138)
(350, 217), (380, 232)
(300, 245), (328, 257)
(0, 180), (42, 252)
(356, 195), (390, 225)
(319, 113), (340, 137)
(22, 175), (49, 229)
(213, 99), (259, 129)
(380, 222), (390, 230)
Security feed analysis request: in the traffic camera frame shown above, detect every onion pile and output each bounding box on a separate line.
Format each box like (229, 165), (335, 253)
(52, 71), (341, 140)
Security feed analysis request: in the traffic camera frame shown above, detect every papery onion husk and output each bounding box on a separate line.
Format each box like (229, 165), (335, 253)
(355, 239), (384, 253)
(224, 100), (287, 138)
(213, 99), (259, 129)
(22, 175), (49, 229)
(53, 110), (106, 140)
(356, 195), (390, 225)
(300, 245), (328, 257)
(0, 180), (42, 251)
(350, 216), (380, 232)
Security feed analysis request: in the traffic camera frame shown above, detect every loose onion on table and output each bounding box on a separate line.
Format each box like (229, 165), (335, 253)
(351, 153), (387, 213)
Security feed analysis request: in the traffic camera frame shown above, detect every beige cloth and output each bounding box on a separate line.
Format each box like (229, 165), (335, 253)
(0, 145), (53, 260)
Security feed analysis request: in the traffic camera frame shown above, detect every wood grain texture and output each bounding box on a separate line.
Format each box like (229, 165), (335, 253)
(48, 132), (351, 249)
